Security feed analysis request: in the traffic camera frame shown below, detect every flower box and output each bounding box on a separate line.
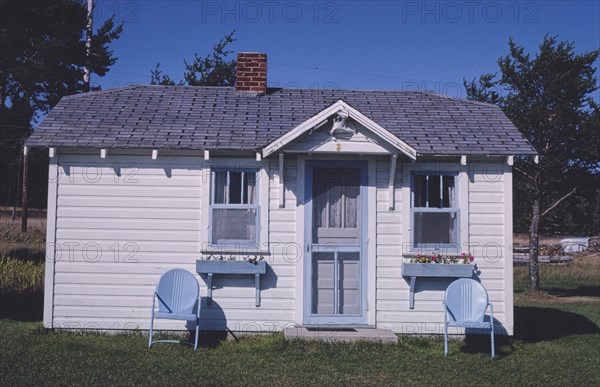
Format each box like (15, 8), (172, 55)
(401, 263), (475, 309)
(401, 263), (474, 278)
(196, 260), (266, 275)
(196, 260), (267, 307)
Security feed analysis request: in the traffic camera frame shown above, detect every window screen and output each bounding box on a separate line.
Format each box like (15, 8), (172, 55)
(211, 169), (258, 245)
(412, 174), (458, 248)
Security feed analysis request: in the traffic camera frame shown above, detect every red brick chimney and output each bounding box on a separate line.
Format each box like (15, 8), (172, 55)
(235, 52), (267, 95)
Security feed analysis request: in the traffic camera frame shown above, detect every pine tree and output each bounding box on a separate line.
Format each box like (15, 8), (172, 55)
(150, 31), (236, 86)
(465, 35), (599, 292)
(0, 0), (123, 206)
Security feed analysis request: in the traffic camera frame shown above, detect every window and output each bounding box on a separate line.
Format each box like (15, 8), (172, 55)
(210, 169), (259, 245)
(412, 174), (458, 249)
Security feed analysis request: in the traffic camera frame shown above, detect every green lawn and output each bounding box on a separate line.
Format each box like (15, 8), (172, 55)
(1, 294), (599, 386)
(1, 224), (599, 386)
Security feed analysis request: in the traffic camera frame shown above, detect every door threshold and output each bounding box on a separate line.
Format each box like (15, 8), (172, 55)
(285, 326), (398, 343)
(299, 324), (375, 330)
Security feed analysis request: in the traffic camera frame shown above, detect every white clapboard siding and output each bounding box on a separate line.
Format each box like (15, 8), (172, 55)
(469, 163), (510, 333)
(48, 153), (298, 332)
(47, 153), (511, 335)
(375, 158), (407, 331)
(58, 207), (201, 220)
(57, 196), (201, 209)
(375, 160), (511, 334)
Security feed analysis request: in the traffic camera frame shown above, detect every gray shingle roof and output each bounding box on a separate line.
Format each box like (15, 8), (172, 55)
(25, 85), (537, 156)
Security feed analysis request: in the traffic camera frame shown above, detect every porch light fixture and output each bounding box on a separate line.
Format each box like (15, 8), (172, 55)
(330, 108), (354, 137)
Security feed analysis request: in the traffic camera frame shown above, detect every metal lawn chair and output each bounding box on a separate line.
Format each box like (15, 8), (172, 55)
(148, 268), (201, 350)
(444, 278), (495, 359)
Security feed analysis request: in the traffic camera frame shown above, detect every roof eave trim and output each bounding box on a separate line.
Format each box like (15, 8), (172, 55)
(261, 99), (417, 160)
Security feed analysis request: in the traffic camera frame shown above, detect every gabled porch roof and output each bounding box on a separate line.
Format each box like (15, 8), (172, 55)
(261, 100), (417, 159)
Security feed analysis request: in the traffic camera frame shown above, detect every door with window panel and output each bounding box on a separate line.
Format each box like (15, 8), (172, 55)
(306, 165), (366, 324)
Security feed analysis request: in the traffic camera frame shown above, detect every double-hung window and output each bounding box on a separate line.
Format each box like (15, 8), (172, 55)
(411, 173), (458, 250)
(210, 169), (259, 246)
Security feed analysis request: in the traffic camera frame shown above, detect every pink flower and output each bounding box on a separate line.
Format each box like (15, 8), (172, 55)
(469, 255), (474, 263)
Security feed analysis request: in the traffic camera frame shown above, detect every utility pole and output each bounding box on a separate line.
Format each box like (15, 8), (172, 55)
(83, 0), (93, 91)
(21, 146), (29, 232)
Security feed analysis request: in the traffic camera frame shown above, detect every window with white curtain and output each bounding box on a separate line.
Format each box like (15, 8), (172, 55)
(411, 173), (458, 249)
(210, 169), (259, 245)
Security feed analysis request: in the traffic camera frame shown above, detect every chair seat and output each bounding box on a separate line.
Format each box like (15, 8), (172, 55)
(155, 311), (198, 321)
(446, 321), (493, 329)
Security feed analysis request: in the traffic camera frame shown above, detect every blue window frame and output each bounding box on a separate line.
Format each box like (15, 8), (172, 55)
(210, 168), (260, 246)
(411, 173), (459, 251)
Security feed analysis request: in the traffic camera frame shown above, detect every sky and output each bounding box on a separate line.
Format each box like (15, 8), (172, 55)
(91, 0), (599, 99)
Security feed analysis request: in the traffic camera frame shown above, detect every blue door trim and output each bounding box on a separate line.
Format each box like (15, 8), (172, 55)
(303, 160), (368, 325)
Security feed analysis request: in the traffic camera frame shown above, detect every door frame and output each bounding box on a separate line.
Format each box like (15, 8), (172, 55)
(303, 160), (368, 325)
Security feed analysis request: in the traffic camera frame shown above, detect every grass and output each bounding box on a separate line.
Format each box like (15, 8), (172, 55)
(0, 221), (598, 385)
(0, 256), (44, 294)
(0, 212), (46, 263)
(0, 298), (599, 386)
(514, 252), (600, 288)
(0, 215), (46, 321)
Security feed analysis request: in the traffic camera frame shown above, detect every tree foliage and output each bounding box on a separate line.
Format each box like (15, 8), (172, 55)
(465, 35), (599, 291)
(150, 31), (236, 86)
(0, 0), (123, 207)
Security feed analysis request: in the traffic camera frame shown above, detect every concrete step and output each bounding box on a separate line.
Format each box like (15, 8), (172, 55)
(283, 327), (398, 343)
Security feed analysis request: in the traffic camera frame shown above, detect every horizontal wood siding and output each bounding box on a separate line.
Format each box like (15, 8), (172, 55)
(374, 158), (405, 331)
(50, 153), (296, 332)
(49, 152), (510, 334)
(468, 164), (510, 334)
(375, 161), (510, 334)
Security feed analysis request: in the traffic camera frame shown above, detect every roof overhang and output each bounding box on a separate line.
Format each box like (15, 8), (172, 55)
(261, 100), (417, 159)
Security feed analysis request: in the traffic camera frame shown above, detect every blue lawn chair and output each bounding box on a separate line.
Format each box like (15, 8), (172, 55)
(148, 269), (201, 350)
(444, 278), (495, 359)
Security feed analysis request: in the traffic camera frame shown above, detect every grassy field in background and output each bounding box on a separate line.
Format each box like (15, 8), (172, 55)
(514, 252), (600, 291)
(1, 214), (46, 320)
(1, 214), (599, 385)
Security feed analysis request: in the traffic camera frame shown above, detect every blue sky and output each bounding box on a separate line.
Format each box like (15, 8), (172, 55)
(92, 0), (599, 99)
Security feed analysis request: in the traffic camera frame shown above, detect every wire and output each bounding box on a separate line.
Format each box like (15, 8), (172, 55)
(111, 43), (455, 85)
(269, 62), (452, 84)
(113, 44), (195, 56)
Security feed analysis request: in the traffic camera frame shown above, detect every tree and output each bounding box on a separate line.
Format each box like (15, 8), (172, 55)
(465, 35), (599, 292)
(0, 0), (123, 207)
(150, 31), (236, 86)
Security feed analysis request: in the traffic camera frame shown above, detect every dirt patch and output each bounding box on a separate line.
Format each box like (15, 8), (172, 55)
(516, 291), (599, 304)
(559, 296), (600, 303)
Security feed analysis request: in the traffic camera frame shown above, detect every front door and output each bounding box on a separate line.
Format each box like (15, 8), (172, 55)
(304, 162), (367, 325)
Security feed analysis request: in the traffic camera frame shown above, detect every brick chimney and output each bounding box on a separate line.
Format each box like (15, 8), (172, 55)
(235, 52), (267, 95)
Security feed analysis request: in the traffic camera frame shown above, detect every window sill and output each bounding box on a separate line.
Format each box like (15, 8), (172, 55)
(201, 245), (270, 255)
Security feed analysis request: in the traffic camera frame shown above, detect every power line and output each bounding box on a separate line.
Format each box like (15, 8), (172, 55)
(113, 43), (195, 56)
(111, 43), (457, 85)
(269, 62), (456, 84)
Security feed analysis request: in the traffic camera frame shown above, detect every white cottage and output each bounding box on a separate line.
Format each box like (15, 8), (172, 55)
(26, 53), (537, 336)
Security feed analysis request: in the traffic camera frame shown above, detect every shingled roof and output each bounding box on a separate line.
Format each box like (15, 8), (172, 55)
(25, 85), (537, 156)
